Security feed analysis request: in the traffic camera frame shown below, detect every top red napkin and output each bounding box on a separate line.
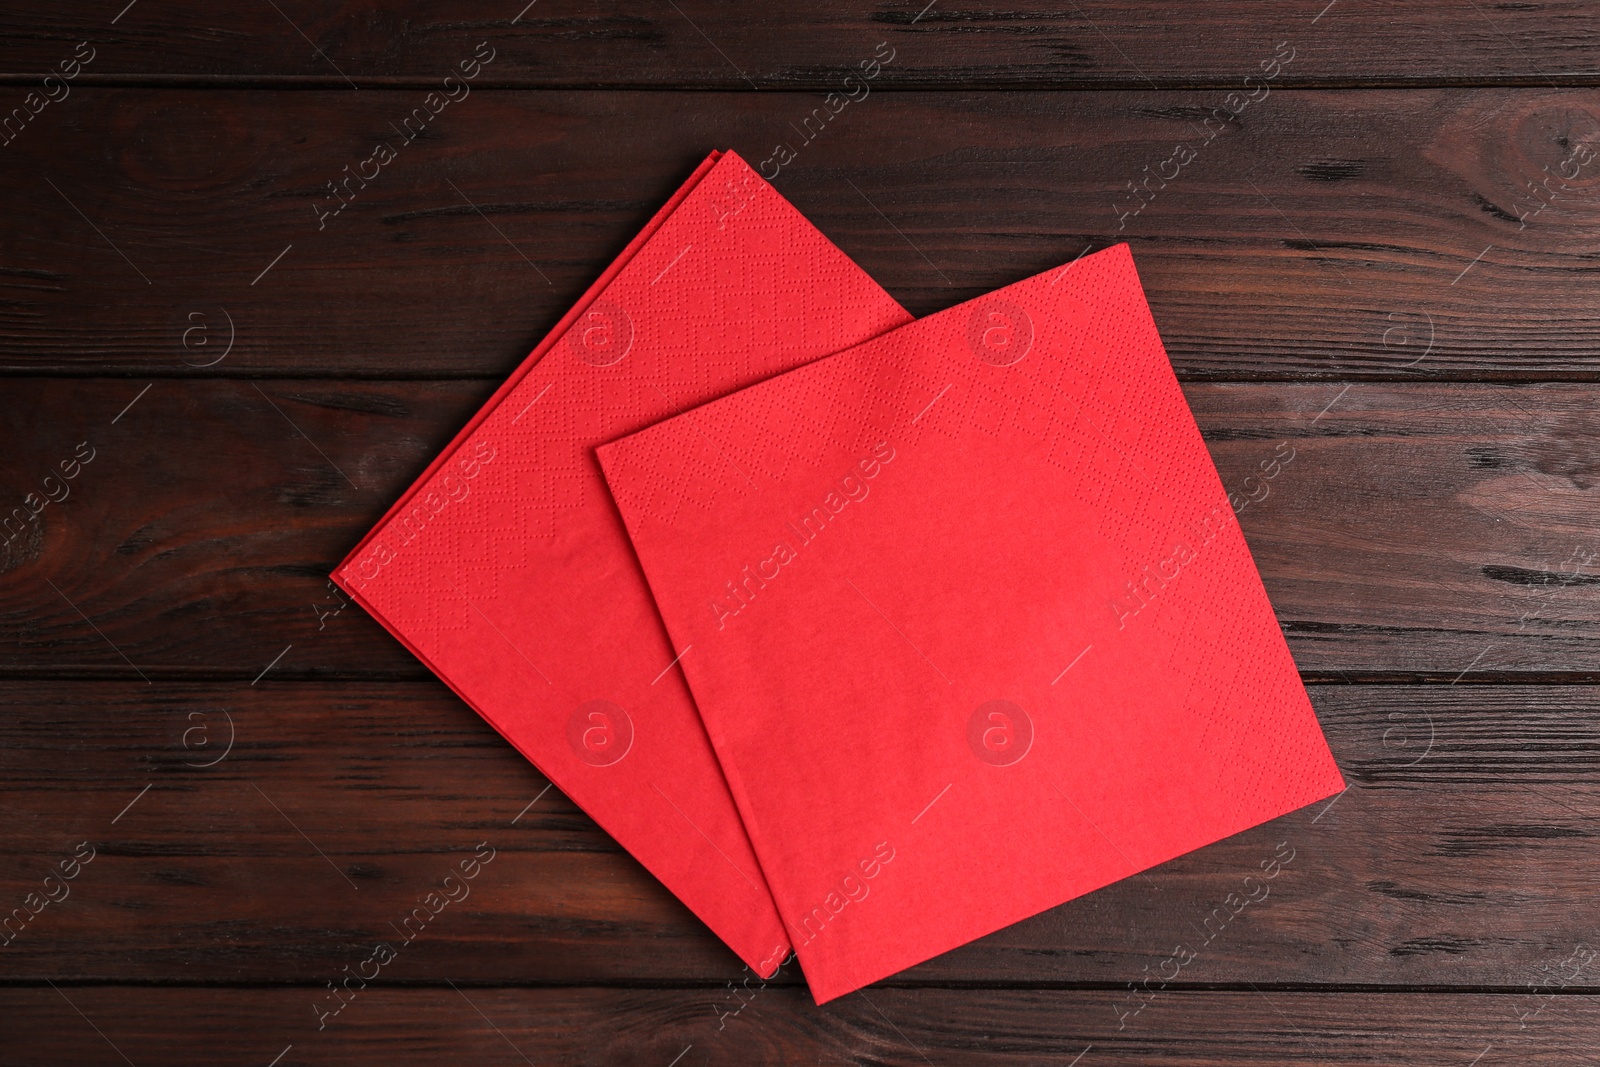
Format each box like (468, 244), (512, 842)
(597, 243), (1344, 1002)
(332, 150), (911, 976)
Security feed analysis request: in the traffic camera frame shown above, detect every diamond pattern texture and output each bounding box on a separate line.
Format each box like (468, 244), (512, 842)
(332, 151), (911, 976)
(598, 243), (1345, 1003)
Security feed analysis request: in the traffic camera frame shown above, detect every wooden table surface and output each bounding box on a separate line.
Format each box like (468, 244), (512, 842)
(4, 3), (1600, 1064)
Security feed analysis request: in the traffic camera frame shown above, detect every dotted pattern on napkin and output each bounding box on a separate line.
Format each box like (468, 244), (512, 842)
(332, 151), (911, 978)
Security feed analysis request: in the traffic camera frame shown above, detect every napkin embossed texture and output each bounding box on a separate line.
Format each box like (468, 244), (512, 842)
(333, 150), (911, 976)
(597, 243), (1345, 1002)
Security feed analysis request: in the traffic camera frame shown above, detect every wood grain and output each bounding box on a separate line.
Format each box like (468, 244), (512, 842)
(5, 986), (1597, 1064)
(7, 6), (1600, 1058)
(2, 90), (1600, 378)
(3, 681), (1597, 988)
(1, 379), (1596, 679)
(2, 1), (1599, 88)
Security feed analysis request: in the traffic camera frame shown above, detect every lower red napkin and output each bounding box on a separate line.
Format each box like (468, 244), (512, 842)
(597, 243), (1345, 1002)
(334, 150), (911, 976)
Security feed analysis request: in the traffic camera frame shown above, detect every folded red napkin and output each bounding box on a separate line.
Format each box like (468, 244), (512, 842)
(333, 150), (911, 976)
(597, 243), (1345, 1002)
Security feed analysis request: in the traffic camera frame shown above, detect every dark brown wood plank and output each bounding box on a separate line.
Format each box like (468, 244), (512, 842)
(5, 986), (1597, 1065)
(0, 379), (473, 680)
(0, 679), (735, 983)
(1, 379), (1595, 679)
(3, 681), (1598, 986)
(3, 89), (1600, 378)
(1207, 381), (1600, 676)
(2, 1), (1599, 87)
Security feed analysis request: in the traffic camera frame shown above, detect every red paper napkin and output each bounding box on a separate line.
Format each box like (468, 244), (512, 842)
(597, 243), (1345, 1002)
(333, 150), (911, 976)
